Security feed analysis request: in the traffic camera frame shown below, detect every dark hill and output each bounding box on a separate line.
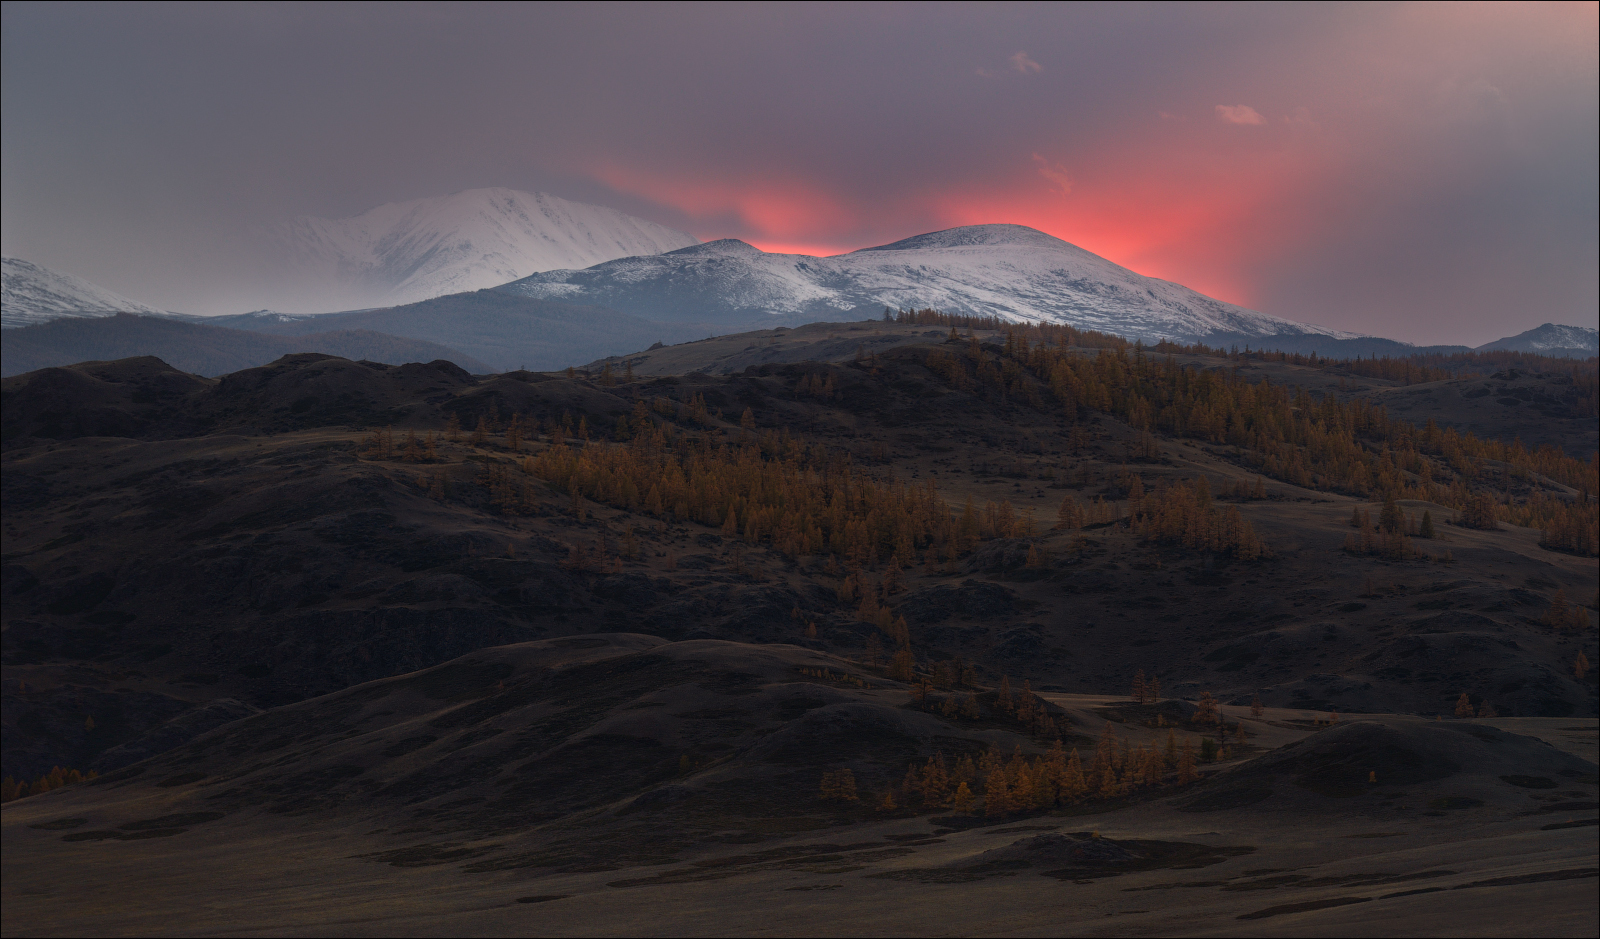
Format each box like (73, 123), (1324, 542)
(0, 313), (493, 378)
(2, 332), (1594, 784)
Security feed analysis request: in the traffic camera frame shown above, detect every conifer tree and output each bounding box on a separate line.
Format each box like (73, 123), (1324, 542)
(890, 648), (915, 682)
(1419, 510), (1435, 539)
(1096, 760), (1119, 799)
(1379, 493), (1405, 533)
(952, 781), (975, 813)
(1177, 739), (1198, 784)
(984, 768), (1010, 816)
(1576, 651), (1591, 681)
(1055, 494), (1084, 530)
(1454, 692), (1474, 718)
(1093, 720), (1117, 775)
(1250, 694), (1264, 718)
(1062, 748), (1088, 802)
(1132, 670), (1148, 705)
(1164, 729), (1179, 768)
(1543, 589), (1573, 629)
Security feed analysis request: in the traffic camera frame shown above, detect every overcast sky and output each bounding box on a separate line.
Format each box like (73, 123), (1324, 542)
(3, 2), (1595, 345)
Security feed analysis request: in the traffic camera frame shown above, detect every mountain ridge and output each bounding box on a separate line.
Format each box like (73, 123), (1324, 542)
(0, 313), (494, 378)
(499, 223), (1359, 342)
(1476, 322), (1598, 355)
(1, 257), (170, 328)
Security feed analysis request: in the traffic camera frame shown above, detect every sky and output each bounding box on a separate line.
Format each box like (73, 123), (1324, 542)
(2, 2), (1596, 346)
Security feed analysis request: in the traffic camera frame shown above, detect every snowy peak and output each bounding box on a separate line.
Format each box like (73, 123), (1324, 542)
(1476, 323), (1598, 355)
(855, 224), (1070, 253)
(667, 239), (766, 258)
(500, 223), (1357, 342)
(260, 188), (700, 313)
(2, 257), (169, 329)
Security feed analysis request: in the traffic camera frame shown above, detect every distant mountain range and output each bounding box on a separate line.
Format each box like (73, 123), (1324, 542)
(1476, 322), (1597, 356)
(255, 187), (701, 313)
(4, 208), (1593, 377)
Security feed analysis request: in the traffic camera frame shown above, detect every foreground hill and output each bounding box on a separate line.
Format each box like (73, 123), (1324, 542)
(2, 326), (1594, 786)
(2, 633), (1594, 935)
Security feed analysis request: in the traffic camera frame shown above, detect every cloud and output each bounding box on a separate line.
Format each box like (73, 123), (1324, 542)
(1009, 51), (1041, 74)
(1031, 154), (1073, 195)
(1215, 104), (1267, 125)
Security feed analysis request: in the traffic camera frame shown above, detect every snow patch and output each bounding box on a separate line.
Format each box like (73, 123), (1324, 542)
(2, 257), (169, 329)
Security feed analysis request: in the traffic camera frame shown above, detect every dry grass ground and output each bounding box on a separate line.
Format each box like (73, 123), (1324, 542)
(2, 635), (1595, 936)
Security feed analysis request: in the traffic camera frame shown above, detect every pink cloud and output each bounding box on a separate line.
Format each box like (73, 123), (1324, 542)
(1215, 104), (1267, 125)
(1031, 154), (1073, 196)
(1009, 51), (1041, 73)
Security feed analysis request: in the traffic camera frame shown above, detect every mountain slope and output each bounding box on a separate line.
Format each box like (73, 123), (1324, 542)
(0, 313), (493, 378)
(1, 257), (169, 329)
(499, 224), (1358, 342)
(1476, 322), (1598, 356)
(260, 187), (700, 312)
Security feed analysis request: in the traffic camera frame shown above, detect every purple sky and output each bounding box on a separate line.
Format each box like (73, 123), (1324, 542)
(2, 2), (1595, 345)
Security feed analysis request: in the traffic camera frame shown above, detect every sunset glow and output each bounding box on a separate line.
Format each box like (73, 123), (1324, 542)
(3, 2), (1594, 343)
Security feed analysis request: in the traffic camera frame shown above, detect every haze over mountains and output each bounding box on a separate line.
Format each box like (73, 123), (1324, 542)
(3, 196), (1594, 377)
(1, 257), (170, 329)
(256, 188), (701, 313)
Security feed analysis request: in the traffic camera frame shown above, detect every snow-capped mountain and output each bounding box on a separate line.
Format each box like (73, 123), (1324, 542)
(1476, 323), (1598, 355)
(259, 188), (700, 313)
(498, 224), (1357, 342)
(2, 257), (170, 329)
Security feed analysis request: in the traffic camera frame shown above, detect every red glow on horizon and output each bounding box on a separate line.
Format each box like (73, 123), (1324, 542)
(592, 161), (858, 240)
(590, 103), (1347, 314)
(737, 239), (861, 257)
